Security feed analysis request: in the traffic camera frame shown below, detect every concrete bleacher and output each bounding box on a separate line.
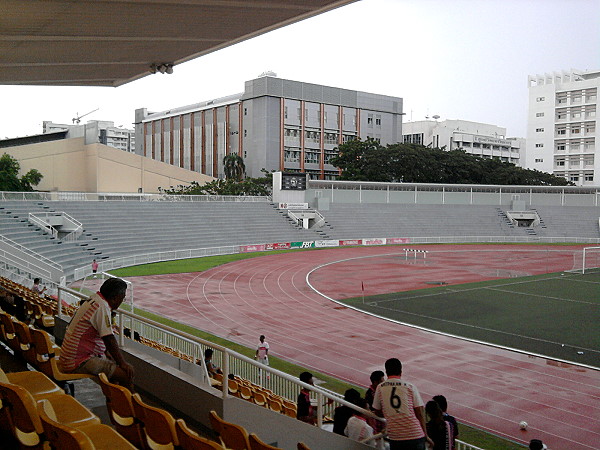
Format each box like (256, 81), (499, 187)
(0, 200), (327, 276)
(531, 206), (600, 238)
(320, 203), (552, 239)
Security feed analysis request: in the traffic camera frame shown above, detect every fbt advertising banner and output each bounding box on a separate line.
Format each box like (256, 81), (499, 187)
(387, 238), (411, 244)
(340, 239), (362, 246)
(363, 238), (387, 246)
(291, 241), (315, 249)
(315, 240), (339, 248)
(241, 244), (266, 252)
(265, 242), (291, 250)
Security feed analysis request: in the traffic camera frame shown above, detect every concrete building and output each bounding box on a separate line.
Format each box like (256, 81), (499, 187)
(44, 120), (136, 153)
(402, 119), (523, 165)
(135, 75), (404, 179)
(0, 135), (211, 193)
(526, 69), (599, 186)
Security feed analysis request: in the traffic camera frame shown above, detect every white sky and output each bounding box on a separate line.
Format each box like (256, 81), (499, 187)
(0, 0), (598, 140)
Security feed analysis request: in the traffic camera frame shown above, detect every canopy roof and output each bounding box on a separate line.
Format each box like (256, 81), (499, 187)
(1, 0), (353, 86)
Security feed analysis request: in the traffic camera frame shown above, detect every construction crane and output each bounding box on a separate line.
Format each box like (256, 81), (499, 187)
(72, 108), (99, 124)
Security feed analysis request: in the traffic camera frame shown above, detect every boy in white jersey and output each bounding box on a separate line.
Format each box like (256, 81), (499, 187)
(255, 335), (269, 365)
(372, 358), (432, 450)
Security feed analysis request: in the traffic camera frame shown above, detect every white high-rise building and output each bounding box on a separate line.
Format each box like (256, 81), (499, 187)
(43, 120), (136, 153)
(526, 69), (599, 186)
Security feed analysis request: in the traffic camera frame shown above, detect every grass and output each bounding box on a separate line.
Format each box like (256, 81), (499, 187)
(341, 270), (600, 367)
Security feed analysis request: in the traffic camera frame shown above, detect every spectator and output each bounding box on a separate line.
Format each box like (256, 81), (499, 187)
(433, 394), (458, 448)
(297, 371), (316, 424)
(372, 358), (433, 450)
(203, 348), (222, 377)
(529, 439), (548, 450)
(59, 278), (134, 390)
(366, 370), (386, 437)
(91, 259), (99, 276)
(32, 278), (47, 296)
(425, 400), (453, 450)
(345, 397), (376, 447)
(333, 388), (362, 435)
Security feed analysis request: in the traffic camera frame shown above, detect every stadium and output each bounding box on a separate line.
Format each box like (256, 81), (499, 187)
(1, 178), (599, 449)
(1, 1), (599, 449)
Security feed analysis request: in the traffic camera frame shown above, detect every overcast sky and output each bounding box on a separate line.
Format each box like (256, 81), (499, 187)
(1, 0), (598, 140)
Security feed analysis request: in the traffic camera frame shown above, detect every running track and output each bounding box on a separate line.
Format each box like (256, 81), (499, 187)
(91, 245), (600, 449)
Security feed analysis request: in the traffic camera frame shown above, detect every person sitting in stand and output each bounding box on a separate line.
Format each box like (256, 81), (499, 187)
(203, 348), (222, 378)
(433, 394), (458, 449)
(32, 278), (47, 296)
(297, 371), (317, 424)
(345, 397), (376, 447)
(333, 388), (362, 435)
(425, 400), (453, 450)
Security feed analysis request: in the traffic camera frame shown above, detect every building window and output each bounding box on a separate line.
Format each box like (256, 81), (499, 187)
(244, 108), (247, 116)
(536, 128), (544, 132)
(571, 126), (581, 134)
(570, 175), (579, 182)
(305, 109), (309, 122)
(584, 156), (594, 165)
(297, 108), (302, 120)
(585, 124), (596, 134)
(556, 112), (566, 120)
(304, 151), (320, 164)
(376, 115), (381, 127)
(324, 111), (328, 123)
(284, 106), (288, 119)
(584, 174), (594, 181)
(284, 148), (301, 163)
(367, 114), (373, 128)
(535, 158), (543, 163)
(244, 129), (247, 137)
(535, 143), (544, 148)
(557, 128), (566, 135)
(555, 159), (565, 166)
(536, 97), (545, 102)
(556, 143), (566, 151)
(536, 112), (545, 117)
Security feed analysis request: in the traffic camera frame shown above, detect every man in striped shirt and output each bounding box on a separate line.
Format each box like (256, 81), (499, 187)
(372, 358), (432, 450)
(59, 278), (134, 389)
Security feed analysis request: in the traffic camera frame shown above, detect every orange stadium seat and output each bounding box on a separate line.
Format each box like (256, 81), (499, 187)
(209, 410), (251, 450)
(175, 418), (225, 450)
(132, 392), (179, 449)
(249, 433), (283, 450)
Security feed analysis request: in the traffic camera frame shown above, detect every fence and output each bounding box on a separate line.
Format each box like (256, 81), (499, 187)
(0, 191), (270, 203)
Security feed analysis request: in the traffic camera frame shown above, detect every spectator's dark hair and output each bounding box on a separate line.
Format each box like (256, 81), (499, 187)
(204, 348), (214, 358)
(33, 278), (40, 284)
(352, 397), (367, 409)
(344, 388), (361, 403)
(370, 370), (385, 384)
(384, 358), (402, 376)
(259, 335), (265, 341)
(299, 371), (313, 383)
(99, 278), (127, 301)
(426, 400), (443, 421)
(228, 373), (236, 380)
(433, 394), (448, 412)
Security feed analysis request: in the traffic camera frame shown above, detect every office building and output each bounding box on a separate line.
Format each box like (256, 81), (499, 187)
(135, 75), (404, 179)
(526, 69), (599, 185)
(44, 120), (136, 153)
(402, 119), (523, 165)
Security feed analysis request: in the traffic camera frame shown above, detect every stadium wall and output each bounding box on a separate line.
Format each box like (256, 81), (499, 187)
(1, 137), (213, 193)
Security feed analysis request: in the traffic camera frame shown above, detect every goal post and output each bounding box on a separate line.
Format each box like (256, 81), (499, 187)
(582, 246), (600, 274)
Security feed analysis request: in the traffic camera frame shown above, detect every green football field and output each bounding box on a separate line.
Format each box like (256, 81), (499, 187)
(340, 270), (600, 367)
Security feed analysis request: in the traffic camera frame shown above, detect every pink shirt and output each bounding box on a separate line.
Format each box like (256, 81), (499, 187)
(59, 292), (113, 371)
(92, 261), (99, 271)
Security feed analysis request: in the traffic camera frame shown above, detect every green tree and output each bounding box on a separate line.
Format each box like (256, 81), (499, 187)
(330, 141), (571, 186)
(0, 153), (44, 191)
(160, 170), (273, 197)
(222, 154), (246, 181)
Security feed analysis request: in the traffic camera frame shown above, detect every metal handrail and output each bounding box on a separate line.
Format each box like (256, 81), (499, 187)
(0, 234), (63, 270)
(0, 191), (270, 203)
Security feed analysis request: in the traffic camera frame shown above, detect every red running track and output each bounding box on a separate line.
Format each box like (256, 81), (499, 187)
(91, 245), (600, 449)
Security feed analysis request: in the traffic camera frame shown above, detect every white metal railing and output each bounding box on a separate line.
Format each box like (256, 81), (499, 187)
(72, 245), (239, 279)
(0, 191), (270, 203)
(0, 234), (63, 272)
(456, 441), (485, 450)
(28, 213), (58, 238)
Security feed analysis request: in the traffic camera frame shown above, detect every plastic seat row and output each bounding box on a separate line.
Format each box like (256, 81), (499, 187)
(0, 308), (94, 389)
(223, 375), (297, 418)
(0, 368), (135, 449)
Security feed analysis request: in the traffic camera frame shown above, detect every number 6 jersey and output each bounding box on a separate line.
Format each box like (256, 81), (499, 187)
(372, 376), (425, 441)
